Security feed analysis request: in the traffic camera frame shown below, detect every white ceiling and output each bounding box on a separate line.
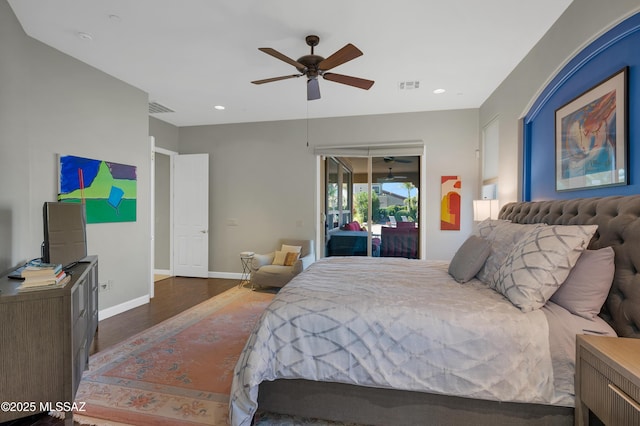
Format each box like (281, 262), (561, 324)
(8, 0), (573, 127)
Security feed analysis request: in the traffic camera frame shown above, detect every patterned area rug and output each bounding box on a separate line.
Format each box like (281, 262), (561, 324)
(69, 286), (274, 426)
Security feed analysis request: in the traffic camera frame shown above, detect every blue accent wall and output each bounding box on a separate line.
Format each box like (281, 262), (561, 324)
(523, 12), (640, 201)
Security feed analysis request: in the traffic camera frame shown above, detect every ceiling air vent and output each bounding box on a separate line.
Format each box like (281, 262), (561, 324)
(148, 101), (174, 114)
(398, 81), (420, 90)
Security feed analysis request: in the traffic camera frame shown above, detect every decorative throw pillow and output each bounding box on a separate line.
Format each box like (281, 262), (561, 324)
(272, 250), (288, 265)
(475, 221), (545, 284)
(283, 251), (301, 266)
(281, 244), (302, 254)
(472, 219), (509, 239)
(491, 224), (598, 312)
(550, 247), (615, 319)
(448, 235), (492, 283)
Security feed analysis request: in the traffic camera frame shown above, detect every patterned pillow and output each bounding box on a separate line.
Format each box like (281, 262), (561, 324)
(491, 224), (598, 312)
(472, 219), (509, 239)
(475, 221), (544, 284)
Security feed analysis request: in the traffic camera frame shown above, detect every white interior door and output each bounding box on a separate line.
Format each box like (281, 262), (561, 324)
(173, 154), (209, 277)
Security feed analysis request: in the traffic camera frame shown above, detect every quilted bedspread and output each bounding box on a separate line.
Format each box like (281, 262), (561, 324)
(230, 257), (556, 426)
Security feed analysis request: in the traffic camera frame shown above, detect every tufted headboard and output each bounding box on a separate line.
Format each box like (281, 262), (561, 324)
(499, 195), (640, 339)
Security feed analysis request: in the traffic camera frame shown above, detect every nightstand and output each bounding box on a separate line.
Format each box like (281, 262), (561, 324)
(575, 335), (640, 426)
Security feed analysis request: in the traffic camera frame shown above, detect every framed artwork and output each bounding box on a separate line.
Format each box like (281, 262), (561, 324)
(440, 176), (461, 230)
(58, 155), (137, 223)
(555, 67), (628, 191)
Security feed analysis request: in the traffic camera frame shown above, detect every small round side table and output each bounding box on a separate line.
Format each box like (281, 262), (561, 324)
(239, 251), (254, 289)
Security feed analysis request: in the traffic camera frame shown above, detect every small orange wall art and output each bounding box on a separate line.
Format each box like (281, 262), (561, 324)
(441, 176), (461, 230)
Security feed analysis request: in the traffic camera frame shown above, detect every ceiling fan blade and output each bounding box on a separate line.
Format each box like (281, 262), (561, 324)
(318, 43), (363, 71)
(251, 74), (301, 85)
(258, 47), (306, 70)
(383, 156), (412, 163)
(307, 78), (320, 100)
(323, 73), (374, 90)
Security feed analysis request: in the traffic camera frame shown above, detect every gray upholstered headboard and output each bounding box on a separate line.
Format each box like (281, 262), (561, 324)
(499, 195), (640, 339)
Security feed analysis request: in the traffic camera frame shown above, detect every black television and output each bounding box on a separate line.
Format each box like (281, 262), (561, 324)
(42, 201), (88, 269)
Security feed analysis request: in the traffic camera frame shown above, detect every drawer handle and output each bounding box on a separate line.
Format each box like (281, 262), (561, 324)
(608, 383), (640, 412)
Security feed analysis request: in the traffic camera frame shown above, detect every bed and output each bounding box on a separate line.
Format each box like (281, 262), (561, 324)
(230, 195), (640, 426)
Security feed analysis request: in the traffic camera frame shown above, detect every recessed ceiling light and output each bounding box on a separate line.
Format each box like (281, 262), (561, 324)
(433, 88), (446, 94)
(108, 14), (121, 23)
(214, 105), (226, 110)
(77, 32), (93, 41)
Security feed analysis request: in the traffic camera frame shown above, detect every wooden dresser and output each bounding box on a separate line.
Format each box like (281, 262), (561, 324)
(575, 334), (640, 426)
(0, 256), (98, 423)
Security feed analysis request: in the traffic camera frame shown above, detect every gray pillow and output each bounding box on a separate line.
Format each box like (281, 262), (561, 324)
(448, 235), (491, 283)
(491, 224), (598, 312)
(550, 247), (615, 319)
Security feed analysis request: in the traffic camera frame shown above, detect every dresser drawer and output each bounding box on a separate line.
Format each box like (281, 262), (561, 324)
(580, 349), (640, 425)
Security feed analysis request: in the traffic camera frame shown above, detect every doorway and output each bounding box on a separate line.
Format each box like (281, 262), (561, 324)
(323, 155), (421, 259)
(150, 142), (177, 297)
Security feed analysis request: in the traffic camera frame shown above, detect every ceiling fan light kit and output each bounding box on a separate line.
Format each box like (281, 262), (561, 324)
(252, 35), (375, 101)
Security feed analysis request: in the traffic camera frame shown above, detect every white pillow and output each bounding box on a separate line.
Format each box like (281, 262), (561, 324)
(281, 244), (302, 254)
(491, 224), (598, 312)
(550, 247), (615, 319)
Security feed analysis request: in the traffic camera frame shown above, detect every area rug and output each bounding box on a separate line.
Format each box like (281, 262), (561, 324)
(68, 286), (274, 426)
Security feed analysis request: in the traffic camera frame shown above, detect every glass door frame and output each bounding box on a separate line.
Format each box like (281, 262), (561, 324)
(316, 142), (426, 260)
(325, 157), (354, 230)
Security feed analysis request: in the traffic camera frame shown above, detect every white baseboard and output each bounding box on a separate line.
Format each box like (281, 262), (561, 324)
(98, 294), (150, 321)
(97, 271), (241, 321)
(153, 270), (241, 280)
(210, 271), (242, 280)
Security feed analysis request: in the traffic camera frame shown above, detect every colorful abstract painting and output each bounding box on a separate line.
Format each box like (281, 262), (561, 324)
(58, 155), (137, 223)
(441, 176), (461, 231)
(555, 67), (627, 191)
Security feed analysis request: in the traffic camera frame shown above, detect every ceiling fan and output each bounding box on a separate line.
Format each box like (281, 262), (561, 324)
(377, 156), (412, 164)
(379, 167), (407, 182)
(251, 35), (375, 101)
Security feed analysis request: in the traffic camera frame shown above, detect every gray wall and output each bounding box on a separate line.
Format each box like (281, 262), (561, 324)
(479, 0), (640, 204)
(179, 108), (480, 272)
(0, 1), (151, 312)
(150, 116), (179, 152)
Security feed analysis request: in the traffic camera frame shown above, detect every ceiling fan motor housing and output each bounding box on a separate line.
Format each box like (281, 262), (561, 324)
(296, 54), (324, 77)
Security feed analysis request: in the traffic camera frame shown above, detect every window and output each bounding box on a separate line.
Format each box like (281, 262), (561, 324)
(482, 118), (499, 198)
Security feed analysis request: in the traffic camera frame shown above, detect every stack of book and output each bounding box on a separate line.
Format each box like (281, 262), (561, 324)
(18, 262), (69, 291)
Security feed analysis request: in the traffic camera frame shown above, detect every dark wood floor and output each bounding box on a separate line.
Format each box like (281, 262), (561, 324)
(90, 276), (237, 354)
(2, 277), (238, 426)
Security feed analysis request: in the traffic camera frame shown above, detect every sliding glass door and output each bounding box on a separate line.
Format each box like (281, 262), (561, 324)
(325, 157), (352, 230)
(324, 155), (420, 259)
(372, 156), (420, 259)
